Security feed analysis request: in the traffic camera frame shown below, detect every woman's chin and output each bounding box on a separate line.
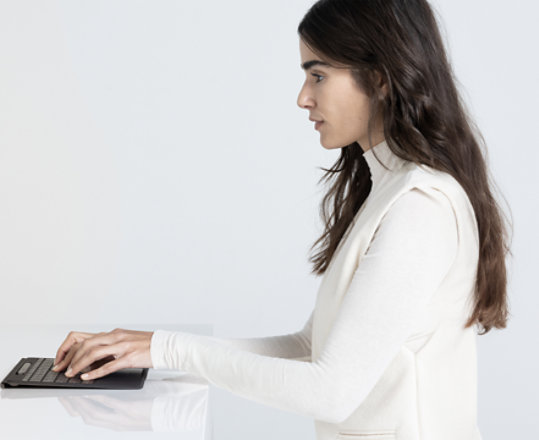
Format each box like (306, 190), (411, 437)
(320, 139), (347, 150)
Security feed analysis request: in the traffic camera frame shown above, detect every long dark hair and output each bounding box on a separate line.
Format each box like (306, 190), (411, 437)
(298, 0), (512, 335)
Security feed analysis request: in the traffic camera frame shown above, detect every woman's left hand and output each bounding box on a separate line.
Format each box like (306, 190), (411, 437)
(52, 328), (154, 381)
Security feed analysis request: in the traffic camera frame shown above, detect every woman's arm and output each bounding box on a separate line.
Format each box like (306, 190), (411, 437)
(151, 187), (459, 424)
(208, 310), (313, 361)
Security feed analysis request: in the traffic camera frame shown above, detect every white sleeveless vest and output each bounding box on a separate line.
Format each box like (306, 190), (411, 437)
(312, 140), (482, 440)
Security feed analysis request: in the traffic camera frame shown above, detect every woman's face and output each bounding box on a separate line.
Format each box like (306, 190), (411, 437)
(297, 39), (384, 152)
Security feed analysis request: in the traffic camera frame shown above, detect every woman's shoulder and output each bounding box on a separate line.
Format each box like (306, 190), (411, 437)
(397, 161), (469, 203)
(390, 162), (477, 234)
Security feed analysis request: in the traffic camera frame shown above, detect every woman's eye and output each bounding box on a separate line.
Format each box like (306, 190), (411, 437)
(311, 73), (324, 83)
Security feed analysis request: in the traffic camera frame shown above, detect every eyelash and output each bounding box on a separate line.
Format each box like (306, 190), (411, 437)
(311, 73), (324, 83)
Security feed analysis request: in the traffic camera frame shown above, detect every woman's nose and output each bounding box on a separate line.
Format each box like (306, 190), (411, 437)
(297, 84), (314, 109)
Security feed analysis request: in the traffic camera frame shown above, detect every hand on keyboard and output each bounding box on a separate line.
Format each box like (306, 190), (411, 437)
(52, 328), (154, 381)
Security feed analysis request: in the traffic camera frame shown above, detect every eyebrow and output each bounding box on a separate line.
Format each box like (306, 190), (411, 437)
(301, 59), (331, 71)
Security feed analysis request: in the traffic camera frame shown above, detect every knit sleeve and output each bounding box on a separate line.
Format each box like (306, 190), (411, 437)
(150, 187), (458, 424)
(206, 310), (313, 361)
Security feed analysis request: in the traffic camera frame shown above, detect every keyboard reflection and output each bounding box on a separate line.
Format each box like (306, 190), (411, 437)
(1, 370), (211, 439)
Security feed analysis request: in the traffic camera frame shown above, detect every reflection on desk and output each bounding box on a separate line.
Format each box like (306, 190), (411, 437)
(1, 370), (211, 439)
(0, 324), (214, 439)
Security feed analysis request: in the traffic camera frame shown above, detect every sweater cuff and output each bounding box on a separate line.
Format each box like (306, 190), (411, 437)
(151, 329), (176, 370)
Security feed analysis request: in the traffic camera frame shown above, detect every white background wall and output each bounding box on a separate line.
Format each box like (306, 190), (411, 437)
(0, 1), (537, 438)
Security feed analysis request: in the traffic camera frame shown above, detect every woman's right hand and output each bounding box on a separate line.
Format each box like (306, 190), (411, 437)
(51, 328), (153, 380)
(52, 331), (97, 372)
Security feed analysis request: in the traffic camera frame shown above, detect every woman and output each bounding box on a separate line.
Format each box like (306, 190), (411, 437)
(52, 0), (512, 438)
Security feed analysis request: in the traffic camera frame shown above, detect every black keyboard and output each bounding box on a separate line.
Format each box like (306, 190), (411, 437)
(16, 358), (93, 385)
(2, 357), (148, 389)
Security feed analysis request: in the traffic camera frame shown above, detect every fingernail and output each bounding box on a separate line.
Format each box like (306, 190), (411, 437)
(81, 373), (88, 380)
(66, 367), (72, 376)
(52, 365), (58, 371)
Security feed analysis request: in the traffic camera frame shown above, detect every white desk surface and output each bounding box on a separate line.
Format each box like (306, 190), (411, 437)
(0, 324), (314, 440)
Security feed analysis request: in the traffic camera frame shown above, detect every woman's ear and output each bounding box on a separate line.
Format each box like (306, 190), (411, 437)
(375, 71), (388, 99)
(381, 82), (388, 97)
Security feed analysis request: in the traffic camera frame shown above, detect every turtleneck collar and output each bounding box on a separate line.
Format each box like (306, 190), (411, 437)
(362, 139), (406, 187)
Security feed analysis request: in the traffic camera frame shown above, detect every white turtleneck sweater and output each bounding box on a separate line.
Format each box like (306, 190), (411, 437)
(150, 140), (459, 424)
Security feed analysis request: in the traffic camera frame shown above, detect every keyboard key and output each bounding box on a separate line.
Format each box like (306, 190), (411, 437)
(29, 359), (54, 382)
(42, 370), (59, 383)
(17, 362), (31, 375)
(22, 359), (43, 382)
(55, 374), (69, 383)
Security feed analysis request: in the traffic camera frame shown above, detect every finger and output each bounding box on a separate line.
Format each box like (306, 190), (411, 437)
(91, 355), (116, 370)
(58, 336), (103, 374)
(68, 342), (124, 378)
(54, 331), (93, 366)
(80, 357), (127, 381)
(54, 331), (94, 368)
(53, 342), (81, 373)
(65, 332), (122, 375)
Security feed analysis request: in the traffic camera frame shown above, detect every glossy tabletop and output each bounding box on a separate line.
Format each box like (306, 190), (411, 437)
(0, 324), (213, 440)
(0, 324), (315, 440)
